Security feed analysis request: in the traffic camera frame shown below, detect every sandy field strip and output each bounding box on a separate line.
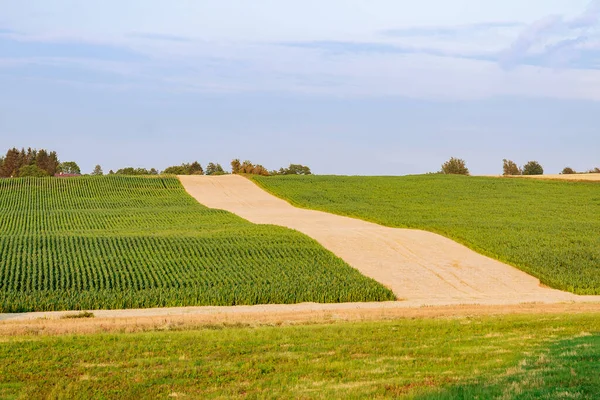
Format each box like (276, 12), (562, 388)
(487, 173), (600, 181)
(2, 303), (600, 336)
(179, 175), (600, 306)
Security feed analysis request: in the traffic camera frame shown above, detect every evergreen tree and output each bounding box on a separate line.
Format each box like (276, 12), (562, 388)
(35, 150), (50, 174)
(0, 148), (21, 177)
(48, 151), (60, 175)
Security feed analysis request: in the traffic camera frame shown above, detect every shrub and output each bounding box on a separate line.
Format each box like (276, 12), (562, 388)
(561, 167), (576, 175)
(17, 165), (49, 177)
(441, 157), (469, 176)
(522, 161), (544, 176)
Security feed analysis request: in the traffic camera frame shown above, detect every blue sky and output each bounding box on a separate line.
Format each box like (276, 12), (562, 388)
(1, 0), (599, 174)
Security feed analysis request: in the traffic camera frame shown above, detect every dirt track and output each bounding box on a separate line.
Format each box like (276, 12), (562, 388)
(179, 175), (600, 306)
(2, 303), (600, 336)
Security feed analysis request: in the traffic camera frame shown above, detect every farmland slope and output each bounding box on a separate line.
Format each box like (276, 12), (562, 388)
(251, 175), (600, 295)
(180, 175), (600, 304)
(0, 176), (394, 312)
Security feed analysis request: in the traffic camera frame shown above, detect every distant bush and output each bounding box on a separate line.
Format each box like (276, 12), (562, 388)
(162, 161), (203, 175)
(561, 167), (576, 175)
(587, 167), (600, 174)
(441, 157), (469, 176)
(115, 167), (158, 176)
(522, 161), (544, 176)
(502, 159), (521, 176)
(231, 159), (270, 176)
(273, 164), (312, 175)
(17, 165), (49, 177)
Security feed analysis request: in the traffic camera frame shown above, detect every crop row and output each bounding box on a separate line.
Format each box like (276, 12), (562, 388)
(253, 174), (600, 295)
(0, 176), (395, 312)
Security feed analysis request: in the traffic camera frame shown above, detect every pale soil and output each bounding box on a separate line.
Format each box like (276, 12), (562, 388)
(1, 303), (599, 336)
(488, 173), (600, 181)
(179, 175), (600, 306)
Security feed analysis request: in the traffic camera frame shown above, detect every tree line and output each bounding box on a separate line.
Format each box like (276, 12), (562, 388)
(0, 148), (313, 178)
(0, 148), (81, 178)
(438, 157), (599, 176)
(107, 160), (312, 177)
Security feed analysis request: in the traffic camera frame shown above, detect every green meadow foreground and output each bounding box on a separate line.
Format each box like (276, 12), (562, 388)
(253, 175), (600, 295)
(0, 176), (394, 312)
(0, 313), (598, 399)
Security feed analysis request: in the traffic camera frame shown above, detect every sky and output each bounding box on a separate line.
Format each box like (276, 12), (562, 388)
(1, 0), (599, 175)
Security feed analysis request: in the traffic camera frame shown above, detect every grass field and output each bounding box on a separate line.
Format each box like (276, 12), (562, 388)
(0, 176), (394, 312)
(252, 175), (600, 295)
(0, 314), (598, 399)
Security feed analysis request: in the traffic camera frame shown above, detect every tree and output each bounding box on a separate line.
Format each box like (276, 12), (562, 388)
(502, 159), (521, 176)
(561, 167), (576, 175)
(251, 164), (270, 176)
(231, 159), (241, 174)
(206, 162), (226, 175)
(0, 148), (20, 177)
(48, 151), (60, 175)
(239, 160), (254, 174)
(58, 161), (81, 175)
(522, 161), (544, 176)
(17, 165), (49, 177)
(35, 150), (50, 174)
(441, 157), (470, 176)
(188, 161), (203, 175)
(91, 165), (104, 176)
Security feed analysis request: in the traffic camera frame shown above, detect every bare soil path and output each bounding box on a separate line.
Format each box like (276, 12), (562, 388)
(2, 303), (600, 336)
(179, 175), (600, 306)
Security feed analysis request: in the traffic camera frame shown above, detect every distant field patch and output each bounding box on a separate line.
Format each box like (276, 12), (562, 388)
(0, 176), (394, 312)
(252, 175), (600, 294)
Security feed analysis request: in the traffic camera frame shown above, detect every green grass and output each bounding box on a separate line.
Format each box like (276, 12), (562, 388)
(0, 176), (394, 312)
(252, 175), (600, 294)
(424, 333), (600, 399)
(0, 314), (598, 399)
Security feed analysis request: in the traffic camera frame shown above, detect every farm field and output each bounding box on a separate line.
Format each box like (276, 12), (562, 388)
(0, 313), (598, 399)
(252, 175), (600, 295)
(0, 176), (394, 312)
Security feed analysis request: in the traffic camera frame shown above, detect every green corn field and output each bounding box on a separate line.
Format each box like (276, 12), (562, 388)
(0, 176), (395, 312)
(253, 174), (600, 295)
